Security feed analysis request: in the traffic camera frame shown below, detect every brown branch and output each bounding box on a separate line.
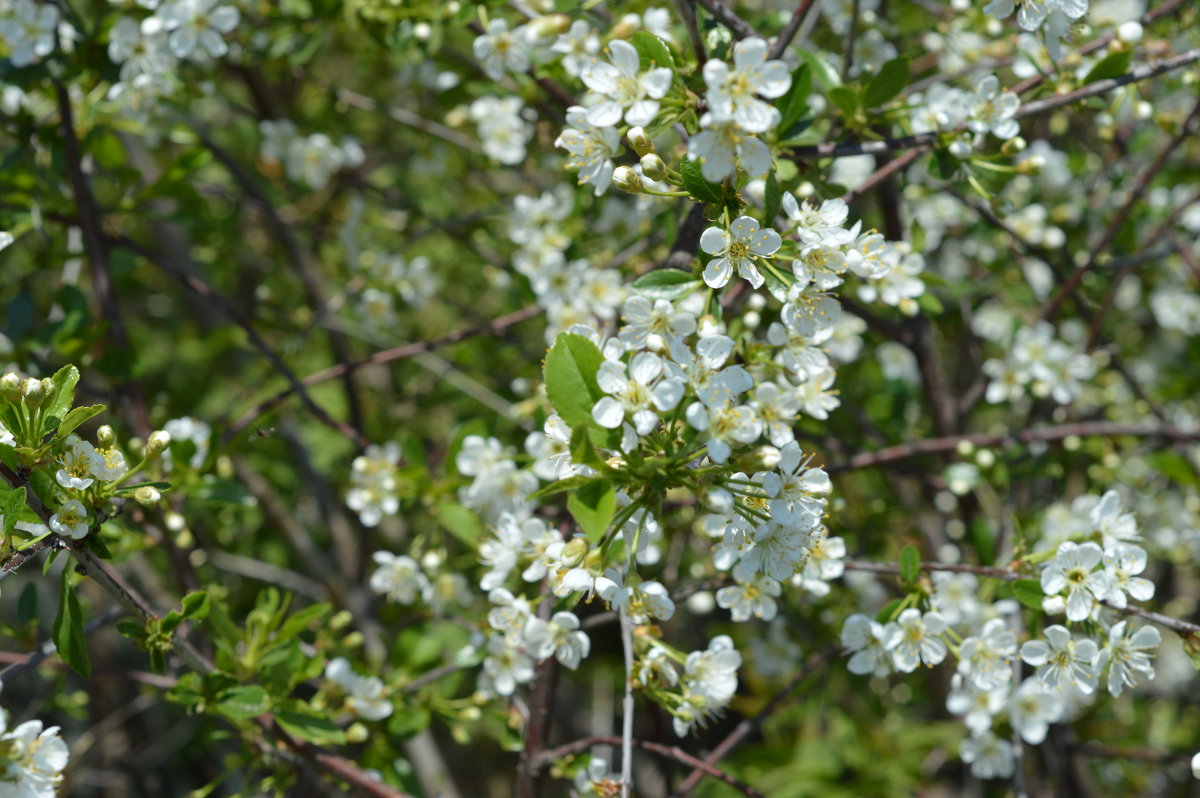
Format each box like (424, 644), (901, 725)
(674, 0), (707, 66)
(54, 82), (152, 438)
(1037, 94), (1200, 323)
(533, 735), (765, 798)
(769, 0), (820, 59)
(827, 421), (1200, 473)
(111, 235), (369, 449)
(695, 0), (758, 39)
(227, 303), (542, 441)
(0, 536), (54, 582)
(671, 646), (837, 797)
(193, 125), (369, 441)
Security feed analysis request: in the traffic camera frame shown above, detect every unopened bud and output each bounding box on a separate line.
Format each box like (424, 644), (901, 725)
(146, 430), (171, 456)
(626, 126), (654, 157)
(1116, 20), (1143, 44)
(640, 153), (667, 182)
(346, 722), (369, 743)
(612, 166), (643, 194)
(343, 631), (364, 649)
(330, 610), (354, 631)
(1016, 155), (1044, 176)
(0, 373), (20, 401)
(97, 425), (115, 447)
(560, 537), (589, 568)
(134, 485), (162, 506)
(529, 13), (569, 38)
(582, 548), (605, 575)
(612, 14), (638, 39)
(1001, 136), (1026, 156)
(21, 378), (45, 408)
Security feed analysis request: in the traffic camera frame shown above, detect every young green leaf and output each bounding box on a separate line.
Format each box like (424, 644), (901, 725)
(1084, 50), (1133, 84)
(764, 171), (783, 225)
(43, 365), (81, 432)
(776, 64), (813, 136)
(1012, 579), (1045, 611)
(53, 404), (105, 441)
(828, 86), (861, 118)
(54, 567), (91, 678)
(679, 157), (726, 205)
(631, 269), (703, 302)
(276, 709), (348, 745)
(864, 57), (910, 108)
(629, 31), (674, 71)
(215, 685), (271, 720)
(543, 332), (621, 449)
(567, 478), (617, 543)
(796, 49), (842, 91)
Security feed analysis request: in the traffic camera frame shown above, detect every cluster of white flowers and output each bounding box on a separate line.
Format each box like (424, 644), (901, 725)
(259, 119), (365, 190)
(982, 320), (1097, 405)
(324, 657), (393, 721)
(351, 252), (438, 334)
(841, 487), (1165, 780)
(0, 706), (69, 798)
(471, 587), (591, 697)
(0, 0), (63, 68)
(469, 96), (534, 165)
(346, 443), (401, 527)
(369, 550), (472, 615)
(985, 0), (1089, 60)
(909, 75), (1022, 158)
(507, 187), (625, 339)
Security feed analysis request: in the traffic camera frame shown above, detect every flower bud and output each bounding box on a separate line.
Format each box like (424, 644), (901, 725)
(134, 485), (162, 506)
(0, 372), (20, 401)
(560, 537), (589, 568)
(146, 430), (172, 456)
(1015, 155), (1043, 176)
(612, 166), (643, 194)
(330, 610), (354, 631)
(1001, 136), (1026, 157)
(346, 723), (369, 743)
(639, 153), (667, 182)
(626, 126), (654, 157)
(582, 548), (606, 575)
(97, 425), (116, 447)
(529, 13), (569, 38)
(21, 377), (45, 408)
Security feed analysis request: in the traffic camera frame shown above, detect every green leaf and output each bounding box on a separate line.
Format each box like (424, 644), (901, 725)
(796, 49), (841, 90)
(828, 86), (860, 118)
(54, 568), (91, 678)
(864, 57), (910, 108)
(1084, 50), (1132, 84)
(631, 269), (702, 301)
(3, 487), (26, 535)
(875, 597), (904, 623)
(1012, 579), (1045, 611)
(43, 365), (80, 433)
(16, 581), (37, 626)
(679, 157), (726, 205)
(181, 591), (211, 621)
(435, 501), (481, 545)
(567, 479), (617, 543)
(629, 31), (674, 71)
(568, 424), (607, 471)
(776, 64), (813, 136)
(276, 710), (347, 745)
(899, 545), (921, 584)
(928, 149), (958, 180)
(276, 602), (331, 641)
(543, 333), (620, 450)
(53, 404), (105, 441)
(764, 171), (782, 225)
(917, 292), (944, 315)
(387, 707), (432, 740)
(215, 685), (270, 720)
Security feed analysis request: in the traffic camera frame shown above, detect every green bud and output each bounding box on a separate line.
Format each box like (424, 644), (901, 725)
(612, 166), (643, 194)
(21, 377), (45, 408)
(582, 548), (605, 575)
(560, 537), (589, 568)
(640, 153), (667, 182)
(146, 430), (171, 456)
(346, 723), (369, 744)
(97, 425), (116, 447)
(626, 126), (654, 157)
(330, 610), (354, 631)
(0, 372), (20, 401)
(134, 486), (162, 506)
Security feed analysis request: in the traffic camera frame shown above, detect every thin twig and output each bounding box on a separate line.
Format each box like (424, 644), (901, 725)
(618, 609), (635, 798)
(769, 0), (820, 59)
(228, 304), (542, 441)
(827, 421), (1200, 473)
(674, 0), (707, 66)
(533, 735), (765, 798)
(671, 646), (838, 797)
(695, 0), (758, 39)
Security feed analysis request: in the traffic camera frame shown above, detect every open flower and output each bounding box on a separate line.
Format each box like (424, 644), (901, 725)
(886, 609), (949, 672)
(702, 37), (791, 132)
(1020, 624), (1100, 694)
(49, 499), (89, 540)
(581, 39), (672, 127)
(1095, 621), (1160, 697)
(700, 216), (781, 290)
(1040, 541), (1111, 622)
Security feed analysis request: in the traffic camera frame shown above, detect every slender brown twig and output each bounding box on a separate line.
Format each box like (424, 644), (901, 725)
(533, 735), (765, 798)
